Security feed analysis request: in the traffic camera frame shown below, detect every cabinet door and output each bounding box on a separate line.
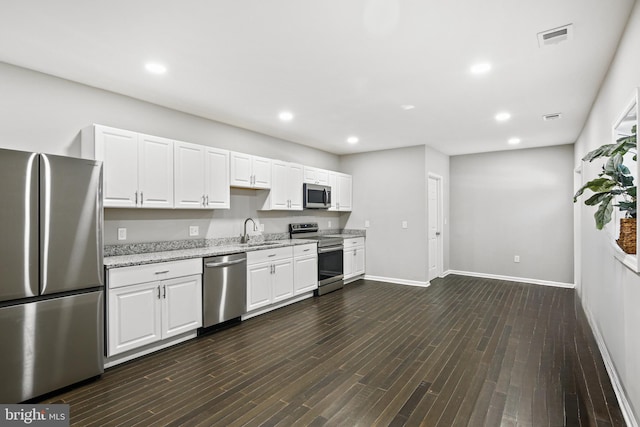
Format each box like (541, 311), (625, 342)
(108, 282), (162, 356)
(272, 258), (294, 302)
(328, 172), (338, 211)
(270, 160), (289, 210)
(161, 275), (202, 339)
(247, 262), (272, 311)
(338, 173), (353, 211)
(138, 134), (174, 208)
(204, 147), (230, 209)
(343, 248), (355, 279)
(353, 247), (366, 277)
(97, 126), (139, 207)
(288, 163), (304, 210)
(230, 152), (252, 187)
(294, 255), (318, 294)
(252, 156), (272, 189)
(174, 141), (206, 209)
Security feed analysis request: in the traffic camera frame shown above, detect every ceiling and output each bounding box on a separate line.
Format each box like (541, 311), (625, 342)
(0, 0), (636, 156)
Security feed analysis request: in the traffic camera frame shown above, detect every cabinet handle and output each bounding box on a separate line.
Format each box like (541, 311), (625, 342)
(206, 195), (209, 206)
(163, 285), (166, 299)
(303, 249), (310, 252)
(157, 286), (161, 299)
(268, 254), (276, 258)
(135, 191), (138, 205)
(140, 192), (144, 206)
(154, 270), (170, 275)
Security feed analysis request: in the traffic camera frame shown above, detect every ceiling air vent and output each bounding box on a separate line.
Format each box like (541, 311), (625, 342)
(543, 113), (562, 121)
(538, 24), (573, 47)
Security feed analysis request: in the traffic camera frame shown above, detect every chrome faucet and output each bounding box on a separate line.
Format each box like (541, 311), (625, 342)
(241, 218), (257, 243)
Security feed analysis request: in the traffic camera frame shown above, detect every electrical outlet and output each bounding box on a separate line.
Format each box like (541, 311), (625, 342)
(117, 228), (127, 241)
(514, 255), (520, 263)
(189, 226), (199, 237)
(365, 220), (370, 228)
(402, 221), (408, 229)
(328, 220), (332, 228)
(259, 223), (265, 232)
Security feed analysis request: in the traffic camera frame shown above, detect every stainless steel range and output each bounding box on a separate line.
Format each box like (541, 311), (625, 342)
(289, 223), (344, 295)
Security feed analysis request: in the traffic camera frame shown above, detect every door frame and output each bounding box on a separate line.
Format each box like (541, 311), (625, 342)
(428, 173), (444, 280)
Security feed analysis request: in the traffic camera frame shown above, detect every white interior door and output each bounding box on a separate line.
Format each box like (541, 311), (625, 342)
(428, 174), (443, 281)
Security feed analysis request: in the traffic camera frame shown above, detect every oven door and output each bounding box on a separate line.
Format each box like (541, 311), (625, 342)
(318, 245), (343, 286)
(304, 183), (331, 209)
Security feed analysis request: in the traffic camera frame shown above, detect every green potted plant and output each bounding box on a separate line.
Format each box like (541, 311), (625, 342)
(574, 125), (637, 253)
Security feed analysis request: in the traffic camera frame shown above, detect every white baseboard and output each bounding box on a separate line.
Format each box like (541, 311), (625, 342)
(582, 304), (638, 427)
(443, 270), (575, 289)
(364, 274), (430, 288)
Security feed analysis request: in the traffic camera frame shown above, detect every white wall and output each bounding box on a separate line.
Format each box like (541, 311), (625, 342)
(340, 145), (430, 285)
(450, 145), (575, 285)
(0, 62), (343, 243)
(575, 2), (640, 423)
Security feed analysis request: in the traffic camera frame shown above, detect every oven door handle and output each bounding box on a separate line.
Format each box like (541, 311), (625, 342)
(318, 246), (343, 254)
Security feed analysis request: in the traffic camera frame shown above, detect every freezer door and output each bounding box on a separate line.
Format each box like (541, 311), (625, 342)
(40, 154), (103, 295)
(0, 149), (39, 302)
(0, 291), (104, 403)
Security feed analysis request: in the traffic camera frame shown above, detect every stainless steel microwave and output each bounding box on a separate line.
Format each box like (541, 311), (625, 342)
(303, 183), (331, 209)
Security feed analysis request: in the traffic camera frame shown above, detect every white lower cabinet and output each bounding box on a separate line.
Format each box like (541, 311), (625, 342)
(246, 247), (294, 312)
(293, 243), (318, 294)
(246, 244), (317, 315)
(344, 237), (365, 282)
(107, 259), (202, 357)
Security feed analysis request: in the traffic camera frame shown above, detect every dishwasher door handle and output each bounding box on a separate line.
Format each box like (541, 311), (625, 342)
(205, 259), (246, 268)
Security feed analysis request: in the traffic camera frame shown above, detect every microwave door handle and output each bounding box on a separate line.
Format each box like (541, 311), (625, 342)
(323, 188), (327, 205)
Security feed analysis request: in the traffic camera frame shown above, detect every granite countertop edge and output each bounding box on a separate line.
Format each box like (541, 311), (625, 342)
(104, 229), (366, 269)
(104, 239), (319, 269)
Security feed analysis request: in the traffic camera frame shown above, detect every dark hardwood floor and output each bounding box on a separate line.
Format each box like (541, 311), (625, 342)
(40, 276), (625, 426)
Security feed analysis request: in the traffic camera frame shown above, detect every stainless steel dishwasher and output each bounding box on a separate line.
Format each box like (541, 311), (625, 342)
(202, 252), (247, 328)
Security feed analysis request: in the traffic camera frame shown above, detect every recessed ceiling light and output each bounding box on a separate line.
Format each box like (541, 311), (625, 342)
(401, 104), (415, 110)
(145, 62), (167, 74)
(470, 62), (492, 74)
(495, 112), (511, 122)
(347, 136), (359, 144)
(508, 137), (521, 145)
(278, 111), (294, 121)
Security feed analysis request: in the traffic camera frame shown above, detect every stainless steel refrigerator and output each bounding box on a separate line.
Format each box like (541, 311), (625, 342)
(0, 148), (104, 403)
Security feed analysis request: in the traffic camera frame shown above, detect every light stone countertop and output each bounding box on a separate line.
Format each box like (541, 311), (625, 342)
(104, 239), (318, 269)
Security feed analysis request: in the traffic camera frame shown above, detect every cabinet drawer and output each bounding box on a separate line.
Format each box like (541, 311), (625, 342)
(108, 258), (203, 289)
(344, 237), (365, 248)
(294, 243), (317, 257)
(247, 246), (293, 265)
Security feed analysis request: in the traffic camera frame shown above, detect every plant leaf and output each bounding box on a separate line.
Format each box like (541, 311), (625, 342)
(573, 177), (618, 202)
(594, 197), (614, 230)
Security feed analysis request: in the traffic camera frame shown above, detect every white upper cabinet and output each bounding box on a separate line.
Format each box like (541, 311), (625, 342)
(303, 166), (329, 185)
(82, 125), (173, 208)
(327, 172), (352, 212)
(260, 160), (303, 211)
(174, 141), (230, 209)
(174, 141), (206, 209)
(204, 147), (231, 209)
(337, 173), (353, 211)
(230, 152), (271, 189)
(138, 134), (174, 208)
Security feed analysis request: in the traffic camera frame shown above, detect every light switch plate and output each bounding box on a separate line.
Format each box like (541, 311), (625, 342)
(365, 220), (370, 228)
(259, 224), (265, 232)
(402, 221), (408, 229)
(117, 228), (127, 241)
(189, 226), (199, 237)
(514, 255), (520, 263)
